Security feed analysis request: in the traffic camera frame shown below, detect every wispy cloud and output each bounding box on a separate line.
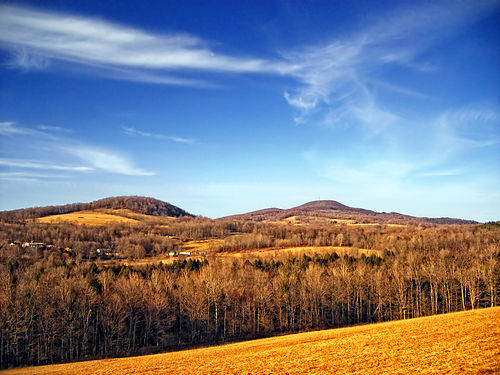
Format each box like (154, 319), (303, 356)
(0, 121), (33, 135)
(1, 121), (155, 177)
(37, 124), (72, 133)
(6, 47), (49, 70)
(0, 4), (291, 86)
(417, 170), (462, 177)
(60, 146), (155, 176)
(0, 171), (72, 182)
(0, 158), (93, 171)
(0, 171), (71, 178)
(281, 1), (498, 126)
(122, 126), (195, 144)
(434, 107), (500, 152)
(0, 121), (62, 140)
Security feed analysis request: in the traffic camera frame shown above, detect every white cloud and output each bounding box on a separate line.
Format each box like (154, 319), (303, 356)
(0, 4), (292, 85)
(0, 171), (72, 182)
(0, 121), (31, 135)
(0, 171), (70, 178)
(417, 170), (462, 177)
(1, 121), (155, 177)
(166, 136), (195, 144)
(0, 158), (93, 171)
(0, 121), (61, 140)
(281, 1), (498, 127)
(122, 126), (195, 144)
(6, 47), (49, 70)
(60, 146), (155, 176)
(434, 107), (500, 152)
(37, 124), (72, 133)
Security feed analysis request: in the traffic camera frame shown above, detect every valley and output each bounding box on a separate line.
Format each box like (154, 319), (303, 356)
(0, 196), (498, 371)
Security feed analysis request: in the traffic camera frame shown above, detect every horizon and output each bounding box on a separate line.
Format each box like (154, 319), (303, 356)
(0, 195), (488, 222)
(1, 1), (499, 222)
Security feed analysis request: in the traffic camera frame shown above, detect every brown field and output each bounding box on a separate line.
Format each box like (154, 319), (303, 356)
(36, 210), (139, 225)
(219, 245), (383, 258)
(276, 215), (406, 227)
(95, 246), (381, 267)
(5, 307), (499, 375)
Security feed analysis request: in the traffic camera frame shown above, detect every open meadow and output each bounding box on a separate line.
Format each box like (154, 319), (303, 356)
(36, 210), (139, 225)
(5, 307), (499, 375)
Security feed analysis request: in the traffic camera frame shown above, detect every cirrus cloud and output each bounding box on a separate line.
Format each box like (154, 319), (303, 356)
(0, 4), (293, 86)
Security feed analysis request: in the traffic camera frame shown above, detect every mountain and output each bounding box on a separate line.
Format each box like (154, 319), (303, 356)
(220, 200), (478, 225)
(0, 196), (192, 222)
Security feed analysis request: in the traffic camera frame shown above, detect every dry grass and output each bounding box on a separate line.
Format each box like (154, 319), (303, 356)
(277, 216), (407, 227)
(101, 209), (177, 223)
(220, 246), (383, 258)
(95, 246), (380, 267)
(183, 239), (223, 252)
(36, 210), (139, 225)
(6, 307), (499, 375)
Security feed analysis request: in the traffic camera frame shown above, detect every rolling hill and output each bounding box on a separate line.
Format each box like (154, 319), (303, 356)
(36, 210), (141, 225)
(0, 197), (479, 225)
(0, 196), (192, 222)
(221, 200), (478, 225)
(5, 307), (499, 374)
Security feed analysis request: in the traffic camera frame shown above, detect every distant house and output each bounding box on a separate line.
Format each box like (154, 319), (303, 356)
(179, 251), (191, 256)
(96, 248), (113, 259)
(168, 251), (177, 257)
(22, 242), (48, 248)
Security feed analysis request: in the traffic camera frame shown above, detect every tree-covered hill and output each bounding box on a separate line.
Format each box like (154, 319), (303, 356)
(222, 200), (479, 225)
(0, 196), (192, 222)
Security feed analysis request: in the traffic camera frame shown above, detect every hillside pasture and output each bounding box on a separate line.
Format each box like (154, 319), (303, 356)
(276, 215), (407, 227)
(218, 245), (383, 259)
(36, 210), (139, 225)
(6, 307), (499, 375)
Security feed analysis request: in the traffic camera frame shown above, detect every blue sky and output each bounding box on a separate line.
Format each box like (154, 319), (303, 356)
(0, 0), (499, 221)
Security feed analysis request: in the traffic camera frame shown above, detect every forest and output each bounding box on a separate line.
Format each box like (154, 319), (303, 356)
(0, 217), (499, 369)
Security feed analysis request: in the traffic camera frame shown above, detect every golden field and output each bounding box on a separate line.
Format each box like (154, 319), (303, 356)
(36, 210), (139, 225)
(275, 215), (406, 227)
(225, 245), (383, 258)
(5, 307), (499, 375)
(96, 246), (381, 267)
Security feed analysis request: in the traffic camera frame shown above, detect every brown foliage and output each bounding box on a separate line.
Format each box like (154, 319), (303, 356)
(0, 215), (498, 369)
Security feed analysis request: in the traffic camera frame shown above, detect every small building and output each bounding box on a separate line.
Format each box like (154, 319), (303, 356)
(96, 248), (113, 259)
(22, 242), (48, 248)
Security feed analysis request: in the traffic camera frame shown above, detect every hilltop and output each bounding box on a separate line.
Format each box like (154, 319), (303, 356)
(221, 200), (478, 225)
(0, 196), (192, 222)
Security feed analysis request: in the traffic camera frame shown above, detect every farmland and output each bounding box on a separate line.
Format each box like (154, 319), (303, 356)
(5, 307), (499, 375)
(36, 210), (139, 225)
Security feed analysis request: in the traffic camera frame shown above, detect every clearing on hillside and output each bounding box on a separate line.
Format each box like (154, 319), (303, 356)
(6, 307), (499, 374)
(218, 245), (383, 258)
(36, 210), (139, 225)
